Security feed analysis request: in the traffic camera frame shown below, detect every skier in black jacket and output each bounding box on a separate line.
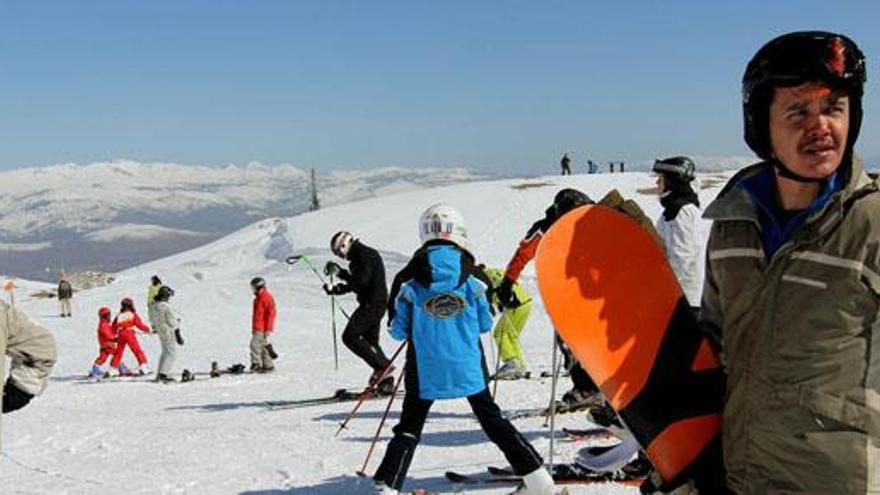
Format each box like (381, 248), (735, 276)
(324, 231), (393, 388)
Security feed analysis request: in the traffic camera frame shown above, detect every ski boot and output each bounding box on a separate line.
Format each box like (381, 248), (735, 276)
(138, 363), (152, 376)
(87, 364), (105, 379)
(372, 481), (399, 494)
(369, 366), (395, 387)
(561, 387), (600, 410)
(117, 363), (134, 377)
(588, 401), (624, 429)
(376, 376), (395, 396)
(495, 359), (528, 380)
(180, 369), (195, 382)
(156, 373), (176, 384)
(510, 466), (555, 495)
(210, 361), (221, 378)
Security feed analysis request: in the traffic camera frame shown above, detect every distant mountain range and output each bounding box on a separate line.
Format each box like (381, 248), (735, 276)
(0, 160), (489, 280)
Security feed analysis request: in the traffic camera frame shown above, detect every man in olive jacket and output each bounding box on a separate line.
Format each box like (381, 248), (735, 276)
(701, 32), (878, 493)
(1, 300), (57, 448)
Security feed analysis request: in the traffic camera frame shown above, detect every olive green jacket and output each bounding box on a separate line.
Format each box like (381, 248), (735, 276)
(702, 158), (880, 493)
(1, 300), (57, 448)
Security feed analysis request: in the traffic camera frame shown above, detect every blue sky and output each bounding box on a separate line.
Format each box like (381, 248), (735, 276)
(1, 1), (877, 174)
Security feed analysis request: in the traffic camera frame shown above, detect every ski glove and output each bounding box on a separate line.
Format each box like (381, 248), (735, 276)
(174, 328), (185, 346)
(495, 279), (520, 309)
(324, 261), (343, 277)
(266, 343), (279, 359)
(2, 380), (34, 414)
(323, 283), (348, 296)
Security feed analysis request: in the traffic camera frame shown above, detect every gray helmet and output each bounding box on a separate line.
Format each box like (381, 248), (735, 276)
(653, 156), (696, 182)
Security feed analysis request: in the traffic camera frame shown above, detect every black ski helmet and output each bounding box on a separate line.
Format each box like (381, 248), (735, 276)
(155, 285), (174, 302)
(553, 188), (593, 214)
(250, 277), (266, 291)
(653, 156), (696, 183)
(742, 31), (866, 161)
(151, 275), (161, 285)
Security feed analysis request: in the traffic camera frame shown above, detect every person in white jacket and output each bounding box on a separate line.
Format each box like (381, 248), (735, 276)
(653, 156), (702, 309)
(151, 285), (183, 383)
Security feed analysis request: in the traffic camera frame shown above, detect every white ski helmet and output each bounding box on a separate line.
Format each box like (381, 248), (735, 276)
(330, 231), (356, 258)
(419, 204), (468, 250)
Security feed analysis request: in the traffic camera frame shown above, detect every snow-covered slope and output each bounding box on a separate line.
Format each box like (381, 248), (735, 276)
(0, 160), (489, 280)
(3, 171), (732, 494)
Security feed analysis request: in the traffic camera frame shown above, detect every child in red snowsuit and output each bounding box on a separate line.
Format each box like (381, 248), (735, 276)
(110, 297), (153, 376)
(88, 307), (117, 378)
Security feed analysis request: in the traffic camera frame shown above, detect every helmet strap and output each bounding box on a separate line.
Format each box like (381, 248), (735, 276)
(773, 160), (825, 183)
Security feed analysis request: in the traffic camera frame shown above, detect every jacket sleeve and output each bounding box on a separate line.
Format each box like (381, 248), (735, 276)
(389, 286), (413, 341)
(3, 304), (57, 395)
(472, 280), (494, 334)
(699, 226), (725, 365)
(504, 220), (546, 282)
(264, 295), (276, 332)
(133, 313), (151, 333)
(387, 258), (416, 323)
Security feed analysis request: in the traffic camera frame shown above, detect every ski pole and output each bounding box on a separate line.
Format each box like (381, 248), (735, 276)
(355, 367), (404, 477)
(330, 272), (340, 371)
(490, 308), (506, 399)
(286, 254), (351, 320)
(335, 341), (407, 437)
(546, 328), (562, 472)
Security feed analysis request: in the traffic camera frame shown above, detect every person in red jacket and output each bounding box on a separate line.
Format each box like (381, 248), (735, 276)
(110, 297), (152, 376)
(250, 277), (277, 373)
(87, 307), (116, 378)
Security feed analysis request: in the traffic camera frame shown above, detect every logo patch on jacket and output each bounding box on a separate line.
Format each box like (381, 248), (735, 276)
(424, 293), (466, 318)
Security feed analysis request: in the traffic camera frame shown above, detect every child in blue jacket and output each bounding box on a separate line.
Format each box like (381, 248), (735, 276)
(373, 204), (554, 495)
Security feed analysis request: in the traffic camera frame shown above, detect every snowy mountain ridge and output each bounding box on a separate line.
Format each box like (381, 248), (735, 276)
(0, 160), (489, 280)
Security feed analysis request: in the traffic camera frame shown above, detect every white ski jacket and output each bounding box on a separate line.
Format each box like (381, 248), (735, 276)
(655, 203), (702, 306)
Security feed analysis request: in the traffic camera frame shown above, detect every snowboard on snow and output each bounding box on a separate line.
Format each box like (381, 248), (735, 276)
(535, 204), (724, 488)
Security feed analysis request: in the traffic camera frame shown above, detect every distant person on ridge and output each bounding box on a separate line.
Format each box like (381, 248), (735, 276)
(324, 231), (394, 392)
(249, 277), (277, 373)
(373, 204), (555, 495)
(560, 152), (572, 175)
(57, 272), (73, 317)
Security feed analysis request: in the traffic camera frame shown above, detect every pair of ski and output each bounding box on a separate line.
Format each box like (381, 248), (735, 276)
(503, 397), (603, 420)
(264, 386), (402, 410)
(444, 464), (644, 486)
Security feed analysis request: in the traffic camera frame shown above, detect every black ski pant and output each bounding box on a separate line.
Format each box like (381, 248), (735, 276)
(556, 334), (598, 393)
(341, 302), (390, 372)
(374, 349), (543, 490)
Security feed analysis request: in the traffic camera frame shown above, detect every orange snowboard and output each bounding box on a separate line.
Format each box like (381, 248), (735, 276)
(536, 204), (723, 485)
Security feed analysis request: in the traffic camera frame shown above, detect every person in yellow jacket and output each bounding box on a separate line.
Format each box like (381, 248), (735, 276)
(480, 266), (532, 380)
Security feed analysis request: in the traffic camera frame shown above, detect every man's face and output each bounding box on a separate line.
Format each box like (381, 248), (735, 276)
(768, 83), (849, 180)
(655, 174), (667, 195)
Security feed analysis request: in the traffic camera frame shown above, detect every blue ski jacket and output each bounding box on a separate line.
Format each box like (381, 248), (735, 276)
(390, 244), (493, 400)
